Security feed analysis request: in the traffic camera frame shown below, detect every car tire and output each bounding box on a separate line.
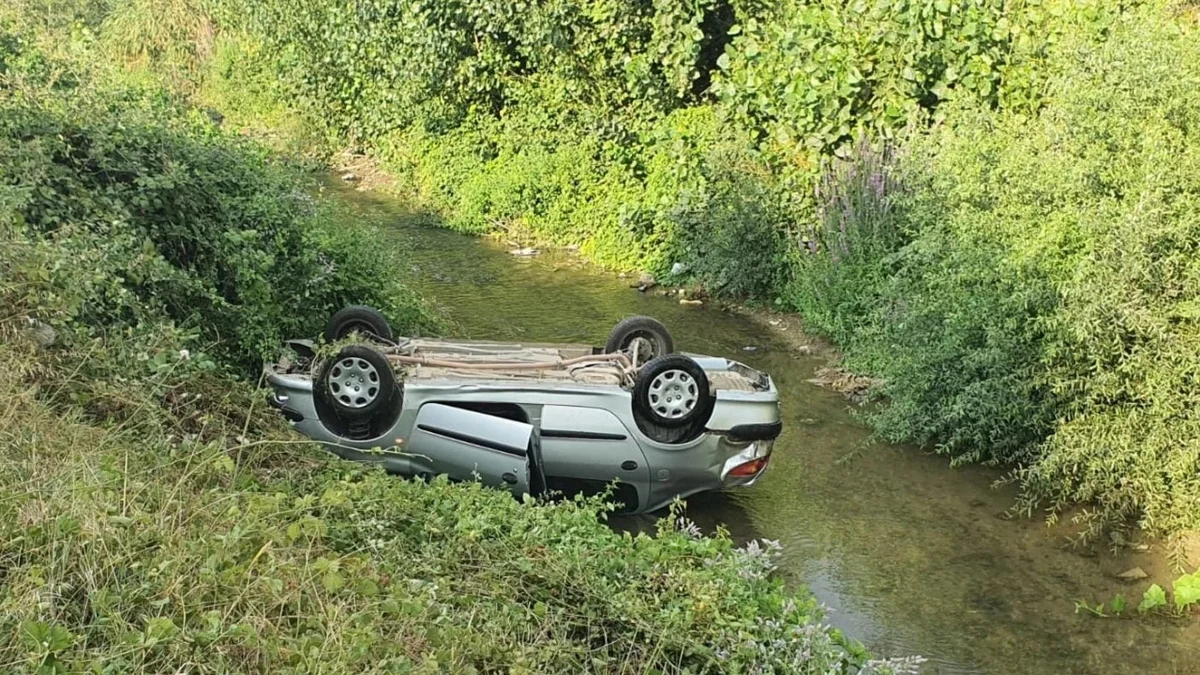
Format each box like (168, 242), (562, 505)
(633, 411), (707, 445)
(605, 315), (674, 364)
(316, 344), (397, 421)
(632, 355), (712, 429)
(324, 305), (395, 343)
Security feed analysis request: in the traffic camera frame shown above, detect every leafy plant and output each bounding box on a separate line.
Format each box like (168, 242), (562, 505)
(1138, 584), (1168, 614)
(1, 58), (436, 372)
(1078, 569), (1200, 619)
(1173, 571), (1200, 612)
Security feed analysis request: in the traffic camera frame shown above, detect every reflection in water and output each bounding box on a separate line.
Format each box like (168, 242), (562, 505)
(330, 183), (1200, 675)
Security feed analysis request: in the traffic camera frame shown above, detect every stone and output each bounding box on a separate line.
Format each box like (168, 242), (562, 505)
(28, 319), (57, 349)
(670, 262), (687, 276)
(680, 298), (703, 306)
(340, 172), (359, 183)
(1116, 567), (1149, 581)
(509, 247), (539, 256)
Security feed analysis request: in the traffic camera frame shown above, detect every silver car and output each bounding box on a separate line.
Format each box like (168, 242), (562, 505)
(266, 306), (781, 514)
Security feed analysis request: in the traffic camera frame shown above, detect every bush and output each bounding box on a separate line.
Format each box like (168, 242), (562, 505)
(712, 0), (1055, 156)
(1011, 6), (1200, 538)
(794, 2), (1200, 538)
(788, 141), (908, 345)
(213, 0), (1058, 294)
(1, 73), (435, 372)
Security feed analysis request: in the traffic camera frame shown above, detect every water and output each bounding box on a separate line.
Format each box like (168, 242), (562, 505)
(330, 183), (1199, 675)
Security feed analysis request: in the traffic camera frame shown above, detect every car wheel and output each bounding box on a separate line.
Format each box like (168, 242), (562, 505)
(316, 344), (397, 421)
(324, 305), (395, 343)
(632, 355), (712, 429)
(633, 411), (707, 445)
(605, 315), (674, 366)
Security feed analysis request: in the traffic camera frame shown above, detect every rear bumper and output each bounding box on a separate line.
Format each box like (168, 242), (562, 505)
(727, 421), (782, 442)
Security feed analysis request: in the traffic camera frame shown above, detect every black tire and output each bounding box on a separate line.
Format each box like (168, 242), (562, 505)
(632, 355), (713, 429)
(324, 305), (394, 343)
(604, 315), (674, 364)
(316, 344), (397, 421)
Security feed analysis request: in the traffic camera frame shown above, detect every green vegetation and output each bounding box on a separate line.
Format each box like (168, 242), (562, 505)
(1077, 569), (1200, 618)
(154, 0), (1200, 543)
(15, 0), (1189, 544)
(0, 11), (920, 674)
(797, 5), (1200, 542)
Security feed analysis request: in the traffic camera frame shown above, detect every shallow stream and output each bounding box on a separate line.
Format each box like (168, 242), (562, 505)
(332, 182), (1198, 675)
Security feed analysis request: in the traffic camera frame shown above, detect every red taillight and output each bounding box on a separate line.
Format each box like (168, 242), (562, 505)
(728, 456), (770, 477)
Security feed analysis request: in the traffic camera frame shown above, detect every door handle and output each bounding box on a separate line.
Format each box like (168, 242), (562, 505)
(620, 460), (638, 471)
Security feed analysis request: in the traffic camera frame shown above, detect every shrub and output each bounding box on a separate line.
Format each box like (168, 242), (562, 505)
(1, 76), (435, 372)
(788, 141), (908, 345)
(1010, 5), (1200, 538)
(799, 2), (1200, 537)
(712, 0), (1057, 158)
(212, 0), (1061, 294)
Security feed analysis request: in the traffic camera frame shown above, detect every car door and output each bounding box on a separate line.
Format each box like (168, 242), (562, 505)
(538, 405), (650, 512)
(408, 403), (533, 497)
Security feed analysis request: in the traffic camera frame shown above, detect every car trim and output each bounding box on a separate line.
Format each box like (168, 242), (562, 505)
(727, 421), (783, 441)
(541, 429), (629, 441)
(415, 423), (527, 457)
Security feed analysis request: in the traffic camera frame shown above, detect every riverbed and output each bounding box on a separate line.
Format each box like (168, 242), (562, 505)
(330, 182), (1199, 675)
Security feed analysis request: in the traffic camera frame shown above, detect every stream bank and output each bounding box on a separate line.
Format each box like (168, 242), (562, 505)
(328, 180), (1200, 675)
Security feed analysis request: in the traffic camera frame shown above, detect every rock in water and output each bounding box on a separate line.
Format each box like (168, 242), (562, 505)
(1116, 567), (1149, 581)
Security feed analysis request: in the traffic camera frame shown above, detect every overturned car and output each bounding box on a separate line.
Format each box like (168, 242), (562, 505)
(266, 306), (781, 514)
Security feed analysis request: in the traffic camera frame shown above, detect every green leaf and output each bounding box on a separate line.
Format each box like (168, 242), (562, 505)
(1109, 594), (1126, 615)
(323, 570), (345, 592)
(20, 621), (74, 653)
(355, 578), (380, 597)
(144, 617), (178, 643)
(1173, 572), (1200, 611)
(1138, 584), (1167, 613)
(716, 52), (730, 70)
